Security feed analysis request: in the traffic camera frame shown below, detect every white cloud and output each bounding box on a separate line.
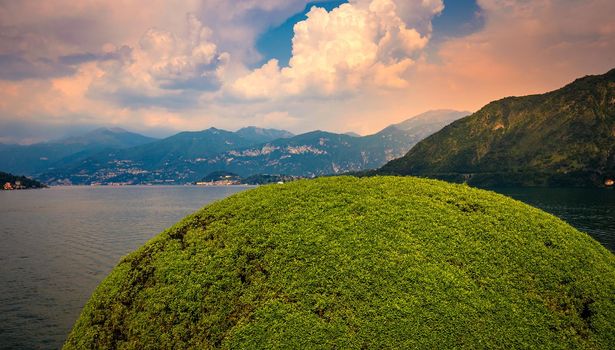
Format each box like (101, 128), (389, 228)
(231, 0), (442, 99)
(89, 13), (229, 106)
(138, 14), (226, 89)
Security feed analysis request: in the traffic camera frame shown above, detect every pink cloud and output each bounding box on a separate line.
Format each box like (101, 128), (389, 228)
(0, 0), (614, 141)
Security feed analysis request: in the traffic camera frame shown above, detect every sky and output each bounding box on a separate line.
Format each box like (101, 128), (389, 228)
(0, 0), (614, 144)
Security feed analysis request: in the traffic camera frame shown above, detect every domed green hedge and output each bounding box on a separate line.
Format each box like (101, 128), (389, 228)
(65, 177), (615, 349)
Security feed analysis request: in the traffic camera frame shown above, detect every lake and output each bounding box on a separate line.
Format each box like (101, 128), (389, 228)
(0, 185), (613, 349)
(493, 187), (615, 252)
(0, 186), (251, 350)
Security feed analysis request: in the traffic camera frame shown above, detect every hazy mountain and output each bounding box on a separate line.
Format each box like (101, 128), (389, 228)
(0, 128), (157, 175)
(379, 68), (615, 187)
(38, 113), (466, 185)
(393, 109), (471, 133)
(344, 132), (361, 137)
(235, 127), (294, 143)
(58, 128), (157, 148)
(99, 128), (257, 167)
(364, 110), (470, 157)
(39, 128), (259, 185)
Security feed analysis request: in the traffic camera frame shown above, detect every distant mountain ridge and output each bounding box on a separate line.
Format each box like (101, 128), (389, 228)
(58, 128), (157, 148)
(0, 128), (158, 175)
(235, 127), (294, 143)
(379, 68), (615, 187)
(393, 109), (470, 133)
(35, 111), (466, 185)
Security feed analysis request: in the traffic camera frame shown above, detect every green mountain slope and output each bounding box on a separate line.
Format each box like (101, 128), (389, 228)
(380, 69), (615, 187)
(65, 177), (615, 349)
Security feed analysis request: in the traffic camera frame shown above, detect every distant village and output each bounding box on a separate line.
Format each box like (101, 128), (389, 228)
(1, 171), (46, 190)
(195, 177), (244, 187)
(195, 172), (301, 186)
(3, 180), (27, 190)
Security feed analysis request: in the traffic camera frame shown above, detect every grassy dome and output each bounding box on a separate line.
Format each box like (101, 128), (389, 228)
(65, 177), (615, 349)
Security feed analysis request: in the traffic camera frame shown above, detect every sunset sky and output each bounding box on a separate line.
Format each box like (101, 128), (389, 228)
(1, 0), (614, 143)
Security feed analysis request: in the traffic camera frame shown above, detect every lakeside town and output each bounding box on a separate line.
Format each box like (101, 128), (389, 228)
(1, 171), (46, 190)
(3, 180), (26, 190)
(0, 169), (304, 189)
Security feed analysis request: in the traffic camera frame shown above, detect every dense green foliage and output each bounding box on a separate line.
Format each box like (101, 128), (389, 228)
(65, 177), (615, 349)
(380, 69), (615, 187)
(0, 171), (45, 189)
(40, 111), (465, 185)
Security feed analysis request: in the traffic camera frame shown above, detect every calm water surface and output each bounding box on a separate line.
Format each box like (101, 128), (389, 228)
(0, 185), (613, 349)
(493, 187), (615, 252)
(0, 186), (251, 350)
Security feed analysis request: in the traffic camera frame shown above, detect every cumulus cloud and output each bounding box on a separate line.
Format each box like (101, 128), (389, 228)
(88, 13), (229, 107)
(138, 14), (227, 90)
(232, 0), (442, 99)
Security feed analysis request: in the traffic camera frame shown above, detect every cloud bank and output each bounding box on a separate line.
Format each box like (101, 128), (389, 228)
(0, 0), (614, 142)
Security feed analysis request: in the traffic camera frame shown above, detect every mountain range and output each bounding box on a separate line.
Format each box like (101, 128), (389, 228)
(1, 110), (467, 185)
(4, 70), (613, 188)
(378, 68), (615, 187)
(0, 128), (157, 176)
